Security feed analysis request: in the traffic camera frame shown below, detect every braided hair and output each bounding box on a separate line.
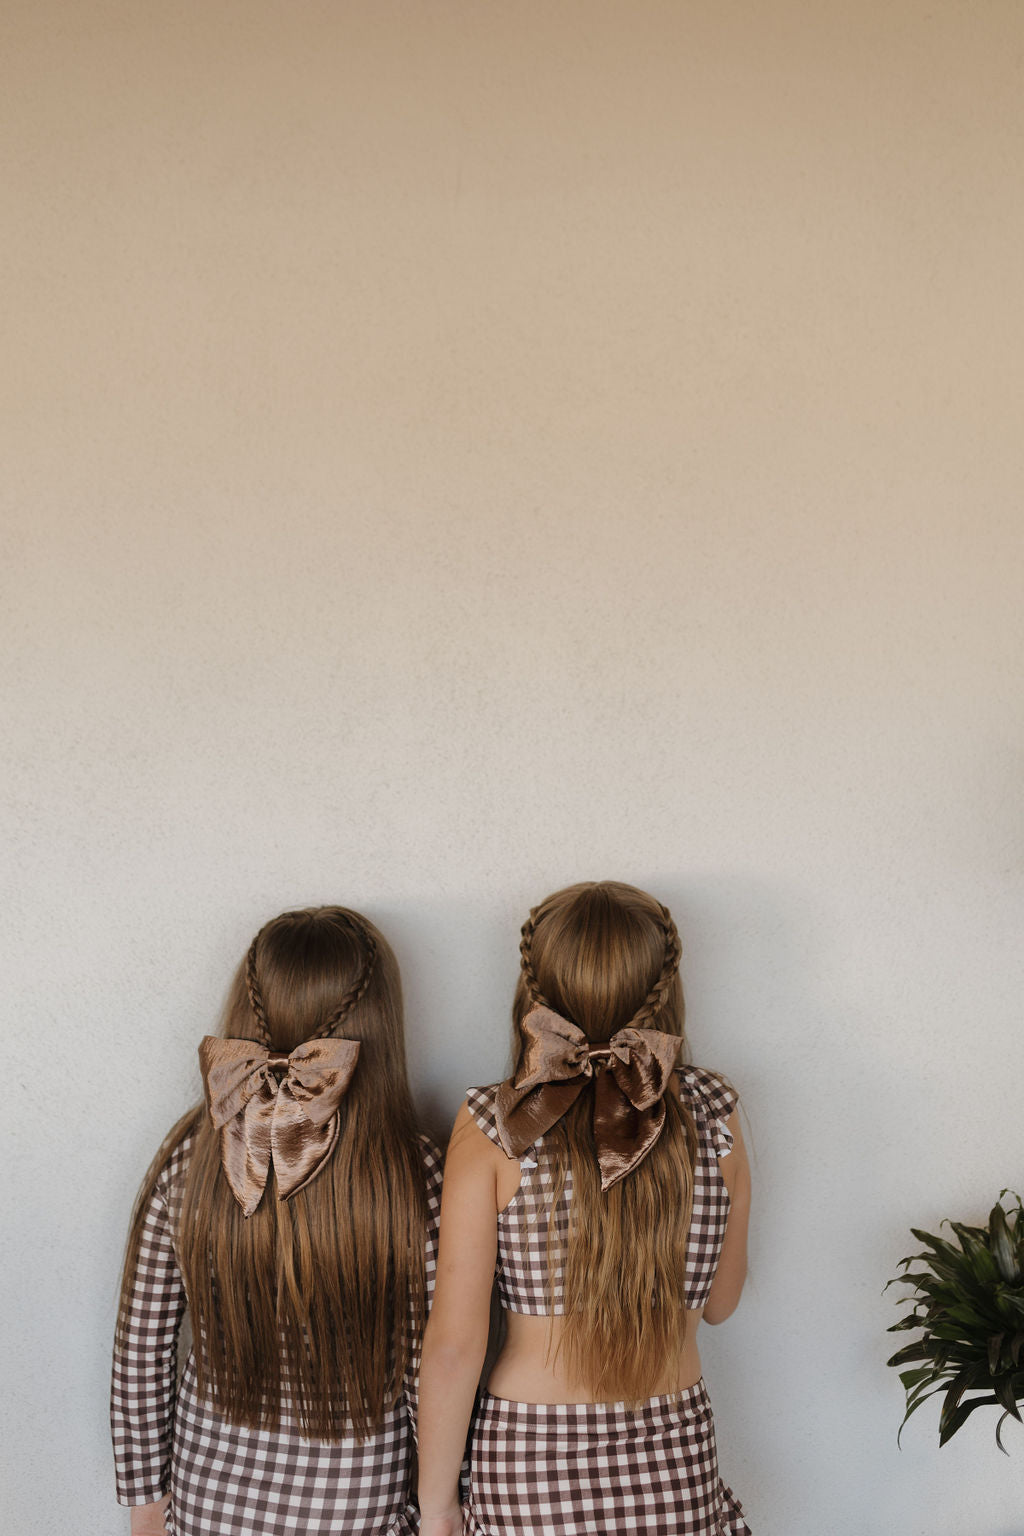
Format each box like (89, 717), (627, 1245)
(511, 881), (697, 1402)
(168, 904), (424, 1440)
(622, 903), (682, 1031)
(517, 887), (682, 1038)
(244, 932), (273, 1046)
(244, 909), (379, 1046)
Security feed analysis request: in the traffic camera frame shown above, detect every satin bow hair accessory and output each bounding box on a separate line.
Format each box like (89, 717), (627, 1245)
(199, 1035), (360, 1216)
(493, 1004), (683, 1191)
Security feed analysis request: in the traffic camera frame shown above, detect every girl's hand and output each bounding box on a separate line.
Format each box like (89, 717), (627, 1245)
(419, 1508), (463, 1536)
(129, 1492), (170, 1533)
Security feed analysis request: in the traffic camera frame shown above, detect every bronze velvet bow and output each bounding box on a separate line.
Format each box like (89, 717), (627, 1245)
(493, 1004), (683, 1191)
(198, 1035), (360, 1216)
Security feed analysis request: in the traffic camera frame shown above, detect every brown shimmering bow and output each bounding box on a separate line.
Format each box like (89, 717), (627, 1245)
(493, 1004), (683, 1191)
(198, 1034), (360, 1216)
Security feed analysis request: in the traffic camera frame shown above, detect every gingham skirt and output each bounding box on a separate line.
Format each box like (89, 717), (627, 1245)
(165, 1357), (417, 1535)
(463, 1380), (750, 1535)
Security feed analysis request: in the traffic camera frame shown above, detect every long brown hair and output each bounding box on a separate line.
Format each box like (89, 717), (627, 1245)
(514, 881), (697, 1401)
(116, 907), (427, 1439)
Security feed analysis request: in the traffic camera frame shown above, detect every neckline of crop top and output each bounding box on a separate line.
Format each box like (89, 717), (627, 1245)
(465, 1064), (737, 1315)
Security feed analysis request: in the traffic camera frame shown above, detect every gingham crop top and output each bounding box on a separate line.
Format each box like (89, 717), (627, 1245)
(466, 1065), (737, 1315)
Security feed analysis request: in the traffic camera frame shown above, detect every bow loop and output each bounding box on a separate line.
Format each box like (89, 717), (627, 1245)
(492, 1007), (682, 1190)
(199, 1036), (277, 1129)
(278, 1037), (362, 1127)
(607, 1026), (682, 1112)
(198, 1035), (360, 1216)
(494, 1006), (593, 1158)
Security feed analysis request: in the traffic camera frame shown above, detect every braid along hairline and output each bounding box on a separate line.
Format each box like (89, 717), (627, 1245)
(309, 912), (379, 1040)
(519, 897), (682, 1034)
(245, 910), (380, 1045)
(624, 902), (682, 1033)
(518, 909), (549, 1009)
(245, 930), (273, 1046)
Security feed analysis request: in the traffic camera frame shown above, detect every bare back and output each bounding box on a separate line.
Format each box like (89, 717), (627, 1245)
(456, 1072), (750, 1404)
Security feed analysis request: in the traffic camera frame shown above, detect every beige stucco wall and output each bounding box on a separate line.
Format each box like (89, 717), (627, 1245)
(3, 3), (1023, 1531)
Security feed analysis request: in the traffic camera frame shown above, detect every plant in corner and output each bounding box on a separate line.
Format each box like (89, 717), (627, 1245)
(886, 1191), (1024, 1450)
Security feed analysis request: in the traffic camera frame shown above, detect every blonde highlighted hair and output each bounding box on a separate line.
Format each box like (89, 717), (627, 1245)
(116, 907), (427, 1440)
(514, 881), (697, 1401)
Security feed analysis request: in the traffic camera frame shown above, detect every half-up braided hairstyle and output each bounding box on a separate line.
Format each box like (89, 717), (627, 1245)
(243, 908), (380, 1046)
(518, 893), (684, 1032)
(117, 906), (427, 1441)
(513, 881), (698, 1402)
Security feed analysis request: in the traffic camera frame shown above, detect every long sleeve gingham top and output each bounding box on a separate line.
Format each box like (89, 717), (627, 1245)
(111, 1128), (443, 1534)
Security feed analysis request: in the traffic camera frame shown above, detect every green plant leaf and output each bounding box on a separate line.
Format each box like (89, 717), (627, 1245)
(948, 1228), (1000, 1286)
(897, 1383), (948, 1447)
(886, 1270), (941, 1293)
(887, 1341), (943, 1369)
(916, 1255), (974, 1287)
(911, 1227), (960, 1256)
(938, 1392), (1000, 1447)
(899, 1366), (936, 1390)
(888, 1199), (1024, 1449)
(947, 1221), (990, 1246)
(907, 1269), (957, 1290)
(909, 1230), (975, 1279)
(988, 1333), (1006, 1375)
(905, 1381), (952, 1422)
(996, 1408), (1023, 1455)
(945, 1301), (988, 1332)
(995, 1291), (1024, 1323)
(940, 1362), (988, 1425)
(992, 1372), (1024, 1422)
(887, 1315), (927, 1335)
(989, 1205), (1023, 1285)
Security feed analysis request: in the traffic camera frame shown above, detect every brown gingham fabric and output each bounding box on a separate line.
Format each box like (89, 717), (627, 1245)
(111, 1127), (443, 1535)
(466, 1065), (737, 1313)
(463, 1383), (751, 1536)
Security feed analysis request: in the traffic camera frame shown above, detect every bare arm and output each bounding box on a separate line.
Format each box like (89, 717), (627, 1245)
(702, 1111), (750, 1325)
(129, 1495), (171, 1533)
(417, 1102), (502, 1535)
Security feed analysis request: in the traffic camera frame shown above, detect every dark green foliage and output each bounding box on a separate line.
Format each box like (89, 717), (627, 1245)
(886, 1192), (1024, 1452)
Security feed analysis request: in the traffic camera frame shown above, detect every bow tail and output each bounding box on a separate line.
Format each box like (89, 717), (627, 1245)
(271, 1087), (341, 1201)
(219, 1091), (275, 1217)
(592, 1071), (667, 1192)
(494, 1077), (589, 1159)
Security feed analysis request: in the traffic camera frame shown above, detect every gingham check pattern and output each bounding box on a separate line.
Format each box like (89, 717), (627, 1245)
(464, 1382), (751, 1535)
(466, 1065), (737, 1314)
(111, 1129), (443, 1534)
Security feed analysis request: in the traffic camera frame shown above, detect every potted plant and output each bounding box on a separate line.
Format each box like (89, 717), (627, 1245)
(886, 1190), (1024, 1450)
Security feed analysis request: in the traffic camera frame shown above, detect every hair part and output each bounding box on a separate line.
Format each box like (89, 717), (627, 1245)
(116, 906), (427, 1440)
(515, 881), (696, 1402)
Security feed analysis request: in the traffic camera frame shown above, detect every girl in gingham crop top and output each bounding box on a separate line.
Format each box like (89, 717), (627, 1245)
(466, 1064), (737, 1314)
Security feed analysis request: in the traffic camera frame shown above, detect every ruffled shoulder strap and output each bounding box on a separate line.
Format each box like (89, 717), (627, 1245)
(418, 1132), (445, 1300)
(418, 1133), (445, 1206)
(678, 1065), (739, 1160)
(465, 1083), (503, 1147)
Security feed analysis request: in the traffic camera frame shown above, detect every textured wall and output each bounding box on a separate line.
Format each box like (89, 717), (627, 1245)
(3, 3), (1023, 1532)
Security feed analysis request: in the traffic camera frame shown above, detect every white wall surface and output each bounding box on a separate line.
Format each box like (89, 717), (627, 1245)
(3, 3), (1023, 1532)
